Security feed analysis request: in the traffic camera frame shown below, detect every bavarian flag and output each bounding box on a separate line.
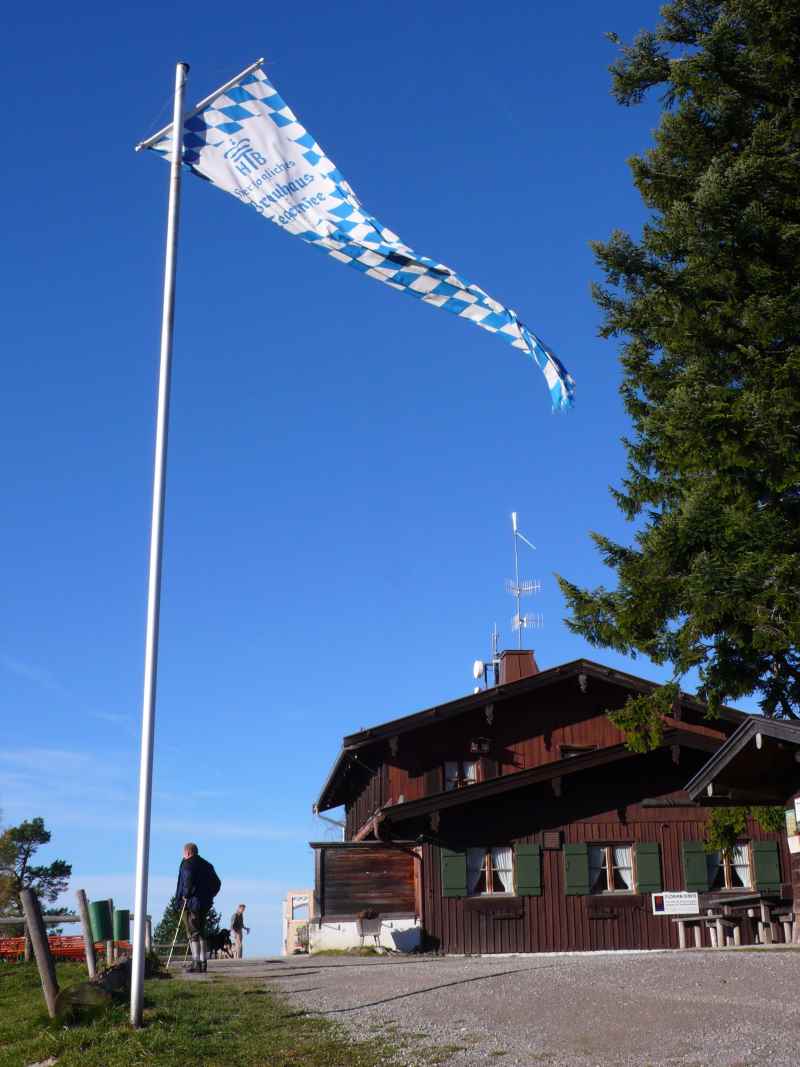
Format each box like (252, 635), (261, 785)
(147, 62), (575, 412)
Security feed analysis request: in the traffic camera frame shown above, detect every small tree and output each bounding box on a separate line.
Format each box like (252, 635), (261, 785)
(153, 895), (183, 946)
(153, 894), (221, 946)
(0, 818), (71, 935)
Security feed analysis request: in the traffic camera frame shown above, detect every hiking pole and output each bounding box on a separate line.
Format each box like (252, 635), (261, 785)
(166, 901), (186, 968)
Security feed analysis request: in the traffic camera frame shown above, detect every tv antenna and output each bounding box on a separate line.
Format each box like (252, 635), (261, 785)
(507, 512), (542, 648)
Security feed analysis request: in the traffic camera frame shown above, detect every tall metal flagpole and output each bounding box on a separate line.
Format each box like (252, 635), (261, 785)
(130, 60), (189, 1028)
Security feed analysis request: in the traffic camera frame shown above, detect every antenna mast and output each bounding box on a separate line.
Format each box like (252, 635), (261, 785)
(507, 512), (542, 648)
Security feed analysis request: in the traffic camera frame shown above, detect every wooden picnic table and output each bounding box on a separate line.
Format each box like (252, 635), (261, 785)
(671, 889), (793, 949)
(705, 891), (790, 944)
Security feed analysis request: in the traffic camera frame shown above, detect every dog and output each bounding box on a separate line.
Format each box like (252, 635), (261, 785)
(207, 928), (233, 959)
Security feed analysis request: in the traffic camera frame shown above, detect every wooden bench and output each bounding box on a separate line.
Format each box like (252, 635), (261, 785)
(773, 910), (794, 944)
(671, 916), (705, 949)
(672, 912), (743, 948)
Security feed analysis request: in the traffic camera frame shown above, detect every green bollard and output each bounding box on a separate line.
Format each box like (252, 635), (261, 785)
(88, 900), (113, 942)
(113, 909), (130, 941)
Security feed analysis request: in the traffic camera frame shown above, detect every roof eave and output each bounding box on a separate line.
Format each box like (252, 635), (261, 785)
(315, 658), (746, 811)
(685, 717), (800, 803)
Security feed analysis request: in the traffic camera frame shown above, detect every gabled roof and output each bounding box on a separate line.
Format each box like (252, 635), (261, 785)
(374, 718), (726, 828)
(685, 717), (800, 806)
(314, 657), (746, 811)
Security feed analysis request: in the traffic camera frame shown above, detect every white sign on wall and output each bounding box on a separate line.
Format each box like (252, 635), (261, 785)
(652, 892), (700, 916)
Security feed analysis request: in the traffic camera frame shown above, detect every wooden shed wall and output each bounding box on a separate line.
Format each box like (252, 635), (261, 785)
(421, 801), (790, 954)
(318, 846), (417, 916)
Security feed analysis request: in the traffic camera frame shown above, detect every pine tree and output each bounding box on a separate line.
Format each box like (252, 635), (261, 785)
(153, 894), (184, 947)
(558, 1), (800, 738)
(153, 895), (222, 946)
(0, 818), (72, 934)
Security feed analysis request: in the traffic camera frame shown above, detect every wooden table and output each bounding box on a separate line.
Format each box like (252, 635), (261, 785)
(704, 892), (788, 944)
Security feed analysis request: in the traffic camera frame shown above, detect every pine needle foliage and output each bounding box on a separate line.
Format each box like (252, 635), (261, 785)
(153, 894), (221, 946)
(706, 805), (785, 855)
(558, 1), (800, 735)
(0, 818), (71, 934)
(608, 682), (678, 752)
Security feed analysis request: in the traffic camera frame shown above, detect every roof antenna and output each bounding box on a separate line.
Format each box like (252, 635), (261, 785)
(507, 511), (542, 649)
(473, 623), (502, 692)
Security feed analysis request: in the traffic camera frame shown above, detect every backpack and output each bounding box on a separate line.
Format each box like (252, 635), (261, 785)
(209, 865), (222, 898)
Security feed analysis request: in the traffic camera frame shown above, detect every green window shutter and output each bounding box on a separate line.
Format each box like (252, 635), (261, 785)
(635, 842), (662, 894)
(440, 848), (467, 897)
(563, 843), (590, 896)
(751, 840), (781, 891)
(682, 840), (710, 892)
(515, 844), (542, 896)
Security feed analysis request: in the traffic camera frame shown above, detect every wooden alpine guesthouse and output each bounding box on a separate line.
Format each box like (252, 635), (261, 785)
(310, 652), (791, 953)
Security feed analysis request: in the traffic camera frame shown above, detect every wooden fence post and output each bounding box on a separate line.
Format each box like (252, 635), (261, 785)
(20, 889), (59, 1018)
(75, 889), (97, 979)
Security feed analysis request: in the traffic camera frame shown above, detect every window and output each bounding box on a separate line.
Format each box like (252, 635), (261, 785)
(467, 846), (514, 895)
(559, 744), (597, 759)
(444, 760), (478, 791)
(589, 845), (635, 893)
(706, 845), (752, 890)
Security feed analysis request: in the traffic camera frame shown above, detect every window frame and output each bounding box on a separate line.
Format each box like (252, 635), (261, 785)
(443, 759), (479, 791)
(558, 743), (598, 760)
(706, 842), (753, 891)
(466, 846), (515, 896)
(588, 843), (637, 895)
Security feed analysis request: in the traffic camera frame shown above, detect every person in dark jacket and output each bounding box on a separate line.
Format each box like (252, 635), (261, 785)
(176, 842), (221, 973)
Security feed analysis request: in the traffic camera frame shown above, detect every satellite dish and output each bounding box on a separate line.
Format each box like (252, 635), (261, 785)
(473, 659), (485, 680)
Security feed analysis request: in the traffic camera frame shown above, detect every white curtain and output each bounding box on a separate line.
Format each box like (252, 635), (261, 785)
(467, 848), (485, 894)
(613, 846), (633, 890)
(463, 761), (478, 785)
(732, 845), (751, 887)
(492, 846), (514, 893)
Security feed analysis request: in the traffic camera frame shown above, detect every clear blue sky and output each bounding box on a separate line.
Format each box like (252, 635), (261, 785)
(2, 1), (723, 954)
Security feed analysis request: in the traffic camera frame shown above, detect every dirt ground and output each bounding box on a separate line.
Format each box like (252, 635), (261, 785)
(185, 947), (800, 1066)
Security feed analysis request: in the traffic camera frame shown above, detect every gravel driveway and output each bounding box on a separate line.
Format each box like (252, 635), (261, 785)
(192, 948), (800, 1066)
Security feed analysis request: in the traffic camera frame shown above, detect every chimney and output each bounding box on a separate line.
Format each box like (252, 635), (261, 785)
(499, 649), (540, 685)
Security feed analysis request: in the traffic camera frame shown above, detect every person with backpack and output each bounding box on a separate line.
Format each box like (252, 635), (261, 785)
(230, 903), (250, 959)
(176, 842), (221, 973)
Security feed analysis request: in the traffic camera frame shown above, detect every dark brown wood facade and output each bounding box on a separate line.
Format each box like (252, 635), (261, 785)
(313, 658), (790, 953)
(420, 789), (790, 954)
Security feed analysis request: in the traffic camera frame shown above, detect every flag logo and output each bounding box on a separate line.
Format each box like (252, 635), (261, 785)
(148, 64), (575, 411)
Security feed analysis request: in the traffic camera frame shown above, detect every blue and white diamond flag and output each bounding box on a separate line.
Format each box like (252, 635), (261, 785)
(148, 63), (575, 411)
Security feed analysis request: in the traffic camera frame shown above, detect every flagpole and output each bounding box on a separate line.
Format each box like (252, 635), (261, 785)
(130, 59), (189, 1029)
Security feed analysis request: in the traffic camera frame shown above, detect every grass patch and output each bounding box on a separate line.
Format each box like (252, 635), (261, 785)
(0, 963), (408, 1067)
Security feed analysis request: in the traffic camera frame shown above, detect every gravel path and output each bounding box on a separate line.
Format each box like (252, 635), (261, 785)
(190, 948), (800, 1066)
